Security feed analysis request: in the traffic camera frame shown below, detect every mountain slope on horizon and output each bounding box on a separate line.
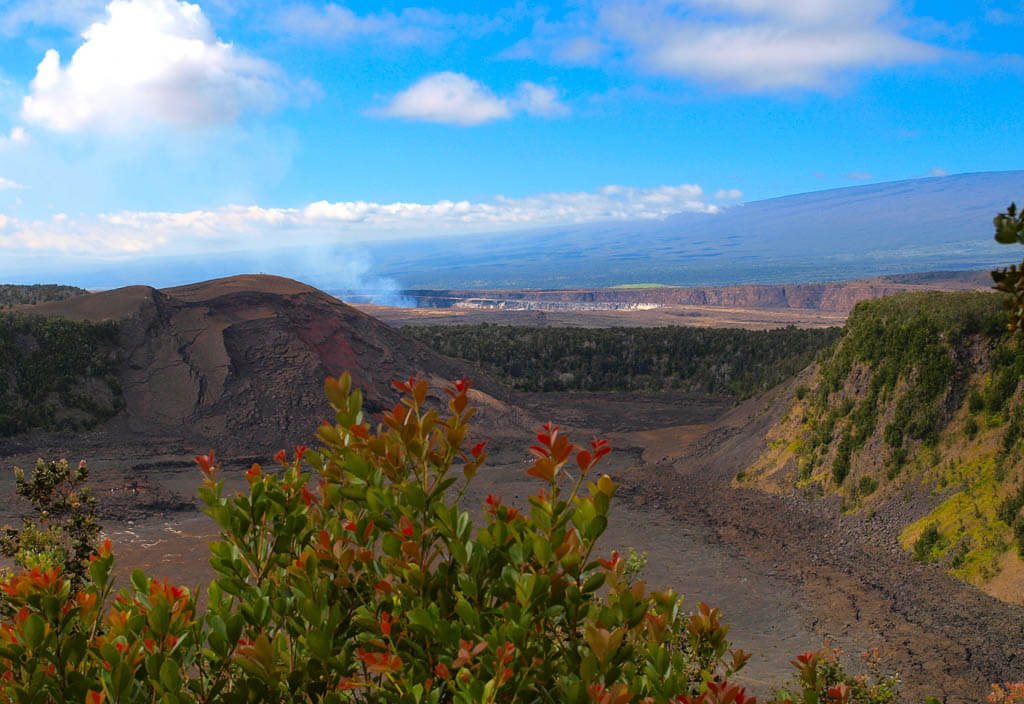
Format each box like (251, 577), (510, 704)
(8, 171), (1022, 294)
(365, 170), (1024, 289)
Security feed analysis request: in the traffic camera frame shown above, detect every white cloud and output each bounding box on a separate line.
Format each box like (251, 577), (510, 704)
(0, 178), (23, 190)
(515, 0), (940, 91)
(512, 82), (570, 117)
(928, 167), (948, 177)
(377, 72), (509, 126)
(276, 3), (516, 47)
(0, 182), (725, 255)
(375, 72), (568, 126)
(845, 171), (872, 180)
(0, 126), (28, 148)
(713, 188), (742, 199)
(21, 0), (284, 132)
(498, 13), (611, 67)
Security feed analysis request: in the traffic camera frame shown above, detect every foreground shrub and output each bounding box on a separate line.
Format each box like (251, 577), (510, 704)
(0, 458), (100, 590)
(771, 647), (899, 704)
(0, 374), (760, 703)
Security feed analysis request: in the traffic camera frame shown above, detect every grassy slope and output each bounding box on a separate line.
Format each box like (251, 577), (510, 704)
(743, 291), (1024, 600)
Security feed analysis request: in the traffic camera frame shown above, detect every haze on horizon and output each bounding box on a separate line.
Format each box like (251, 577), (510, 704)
(0, 0), (1020, 290)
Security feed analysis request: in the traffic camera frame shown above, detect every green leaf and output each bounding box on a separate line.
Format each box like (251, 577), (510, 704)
(159, 659), (182, 691)
(382, 533), (402, 558)
(585, 515), (608, 540)
(450, 539), (468, 566)
(455, 599), (480, 629)
(147, 601), (171, 635)
(88, 556), (111, 588)
(532, 534), (552, 564)
(306, 630), (332, 660)
(131, 568), (150, 594)
(63, 632), (87, 668)
(408, 608), (435, 631)
(582, 572), (606, 593)
(23, 613), (45, 648)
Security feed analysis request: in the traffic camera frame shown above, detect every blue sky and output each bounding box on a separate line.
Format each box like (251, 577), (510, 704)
(0, 0), (1021, 275)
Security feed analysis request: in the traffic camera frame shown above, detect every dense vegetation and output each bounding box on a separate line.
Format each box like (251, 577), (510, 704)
(809, 292), (1005, 481)
(0, 313), (123, 436)
(407, 324), (841, 398)
(748, 289), (1024, 585)
(0, 283), (87, 309)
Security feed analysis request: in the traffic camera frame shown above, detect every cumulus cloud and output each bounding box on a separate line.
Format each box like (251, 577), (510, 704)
(0, 182), (725, 255)
(375, 72), (568, 126)
(514, 0), (940, 91)
(0, 178), (23, 190)
(21, 0), (284, 132)
(377, 72), (510, 125)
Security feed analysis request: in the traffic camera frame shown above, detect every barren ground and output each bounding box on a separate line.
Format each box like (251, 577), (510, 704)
(351, 303), (848, 329)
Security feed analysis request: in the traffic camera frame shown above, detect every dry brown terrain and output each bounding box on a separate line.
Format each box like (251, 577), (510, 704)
(352, 302), (849, 329)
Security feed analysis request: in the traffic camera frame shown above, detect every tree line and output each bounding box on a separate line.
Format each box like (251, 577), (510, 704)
(406, 324), (841, 398)
(0, 313), (123, 436)
(0, 283), (87, 309)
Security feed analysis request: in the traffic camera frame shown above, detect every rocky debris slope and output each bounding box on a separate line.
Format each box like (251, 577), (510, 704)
(622, 376), (1024, 704)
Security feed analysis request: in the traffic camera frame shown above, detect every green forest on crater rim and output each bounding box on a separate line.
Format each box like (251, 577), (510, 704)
(745, 289), (1024, 591)
(406, 325), (840, 398)
(0, 284), (87, 309)
(0, 313), (123, 437)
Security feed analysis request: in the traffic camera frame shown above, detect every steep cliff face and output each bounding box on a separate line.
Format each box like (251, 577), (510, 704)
(13, 275), (517, 454)
(742, 291), (1024, 603)
(402, 271), (989, 314)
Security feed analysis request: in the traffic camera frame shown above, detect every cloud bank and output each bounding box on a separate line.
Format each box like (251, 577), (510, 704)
(513, 0), (940, 91)
(0, 182), (726, 256)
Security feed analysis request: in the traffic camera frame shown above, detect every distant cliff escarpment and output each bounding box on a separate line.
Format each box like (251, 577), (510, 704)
(743, 290), (1024, 603)
(398, 271), (989, 315)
